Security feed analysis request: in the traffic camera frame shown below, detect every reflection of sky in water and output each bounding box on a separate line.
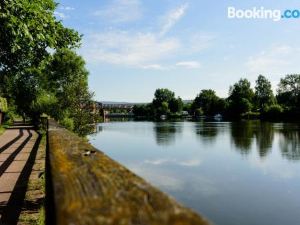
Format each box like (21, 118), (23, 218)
(89, 121), (300, 225)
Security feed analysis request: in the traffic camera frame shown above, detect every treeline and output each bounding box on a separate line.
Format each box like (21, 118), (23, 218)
(133, 74), (300, 120)
(0, 0), (96, 135)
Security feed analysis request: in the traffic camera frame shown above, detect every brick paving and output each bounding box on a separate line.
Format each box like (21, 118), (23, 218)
(0, 125), (41, 225)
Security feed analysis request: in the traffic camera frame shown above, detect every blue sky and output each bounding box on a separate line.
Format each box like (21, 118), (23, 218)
(55, 0), (300, 102)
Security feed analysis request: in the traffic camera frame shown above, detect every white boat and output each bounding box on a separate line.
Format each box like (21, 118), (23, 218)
(160, 115), (167, 120)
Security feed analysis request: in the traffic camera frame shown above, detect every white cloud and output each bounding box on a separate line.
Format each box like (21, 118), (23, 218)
(81, 3), (214, 70)
(144, 158), (202, 167)
(188, 33), (215, 53)
(178, 159), (202, 167)
(82, 31), (180, 67)
(60, 6), (75, 11)
(160, 3), (189, 36)
(144, 159), (175, 165)
(142, 64), (166, 70)
(93, 0), (142, 23)
(246, 44), (300, 75)
(54, 11), (67, 19)
(81, 31), (213, 69)
(176, 61), (201, 69)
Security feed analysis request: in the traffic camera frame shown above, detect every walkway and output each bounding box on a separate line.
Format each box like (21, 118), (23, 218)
(0, 124), (41, 225)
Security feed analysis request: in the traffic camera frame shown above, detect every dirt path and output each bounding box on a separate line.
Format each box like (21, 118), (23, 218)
(0, 125), (41, 225)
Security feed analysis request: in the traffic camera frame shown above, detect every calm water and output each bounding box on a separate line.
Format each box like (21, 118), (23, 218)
(89, 121), (300, 225)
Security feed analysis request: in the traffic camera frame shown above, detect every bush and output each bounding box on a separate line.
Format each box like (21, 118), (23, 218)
(262, 104), (284, 119)
(241, 111), (260, 119)
(195, 108), (204, 117)
(59, 117), (74, 131)
(0, 97), (8, 112)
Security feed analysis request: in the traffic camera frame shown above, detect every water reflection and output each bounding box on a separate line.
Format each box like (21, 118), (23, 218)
(90, 120), (300, 225)
(194, 122), (219, 143)
(230, 121), (255, 154)
(153, 122), (183, 146)
(230, 121), (277, 158)
(279, 124), (300, 160)
(254, 122), (274, 158)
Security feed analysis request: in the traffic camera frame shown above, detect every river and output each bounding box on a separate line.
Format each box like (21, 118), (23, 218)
(89, 120), (300, 225)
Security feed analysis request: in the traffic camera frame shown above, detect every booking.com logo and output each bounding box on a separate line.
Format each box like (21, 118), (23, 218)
(228, 7), (300, 21)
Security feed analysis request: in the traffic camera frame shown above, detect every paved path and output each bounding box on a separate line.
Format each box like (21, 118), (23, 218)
(0, 125), (41, 225)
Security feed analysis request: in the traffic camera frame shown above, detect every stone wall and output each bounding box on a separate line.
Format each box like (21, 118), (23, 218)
(47, 120), (211, 225)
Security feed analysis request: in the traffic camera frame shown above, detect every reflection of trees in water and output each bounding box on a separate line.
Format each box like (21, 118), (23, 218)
(194, 122), (219, 143)
(279, 124), (300, 160)
(254, 122), (274, 158)
(230, 121), (255, 154)
(98, 126), (103, 133)
(231, 121), (275, 157)
(153, 122), (183, 146)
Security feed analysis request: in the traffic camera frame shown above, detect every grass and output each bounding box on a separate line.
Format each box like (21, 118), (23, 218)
(18, 134), (46, 225)
(0, 126), (5, 135)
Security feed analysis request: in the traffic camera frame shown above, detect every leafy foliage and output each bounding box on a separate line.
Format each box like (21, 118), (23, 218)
(0, 97), (8, 112)
(277, 74), (300, 109)
(192, 89), (224, 115)
(228, 79), (254, 115)
(255, 75), (275, 111)
(43, 49), (97, 136)
(0, 0), (96, 135)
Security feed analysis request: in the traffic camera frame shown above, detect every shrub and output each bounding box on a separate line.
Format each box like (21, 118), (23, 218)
(241, 111), (260, 119)
(195, 108), (204, 117)
(59, 117), (74, 131)
(262, 104), (284, 119)
(0, 97), (8, 112)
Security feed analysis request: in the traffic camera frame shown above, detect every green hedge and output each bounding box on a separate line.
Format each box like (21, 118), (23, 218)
(0, 97), (8, 112)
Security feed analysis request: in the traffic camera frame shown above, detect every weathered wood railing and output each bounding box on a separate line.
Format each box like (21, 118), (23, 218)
(46, 119), (210, 225)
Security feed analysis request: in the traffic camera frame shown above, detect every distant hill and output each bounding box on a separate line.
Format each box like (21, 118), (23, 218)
(98, 100), (193, 105)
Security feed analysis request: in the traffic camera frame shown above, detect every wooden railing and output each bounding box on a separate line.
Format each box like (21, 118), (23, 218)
(46, 119), (210, 225)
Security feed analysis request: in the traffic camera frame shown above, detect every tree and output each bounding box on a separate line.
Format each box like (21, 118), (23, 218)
(277, 74), (300, 109)
(0, 0), (80, 74)
(228, 79), (254, 115)
(152, 88), (176, 116)
(255, 75), (275, 111)
(192, 89), (223, 115)
(169, 97), (183, 113)
(44, 49), (97, 135)
(152, 89), (175, 107)
(158, 101), (170, 115)
(0, 0), (80, 121)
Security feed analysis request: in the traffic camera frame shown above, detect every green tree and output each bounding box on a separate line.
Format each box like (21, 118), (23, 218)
(0, 0), (80, 121)
(169, 97), (183, 114)
(44, 49), (97, 135)
(277, 74), (300, 109)
(153, 89), (175, 107)
(152, 88), (175, 116)
(228, 78), (254, 115)
(158, 101), (170, 115)
(133, 104), (153, 117)
(0, 0), (80, 74)
(255, 75), (275, 111)
(193, 89), (223, 115)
